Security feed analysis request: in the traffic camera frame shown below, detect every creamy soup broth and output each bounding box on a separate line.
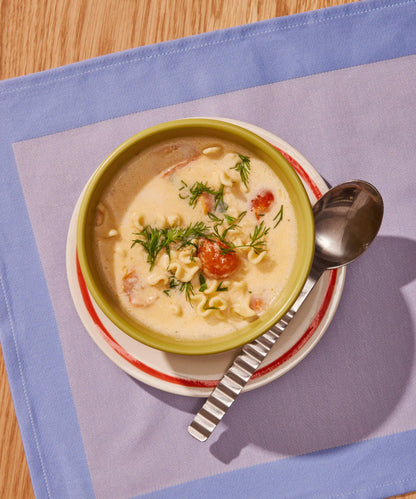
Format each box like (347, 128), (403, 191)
(93, 135), (298, 341)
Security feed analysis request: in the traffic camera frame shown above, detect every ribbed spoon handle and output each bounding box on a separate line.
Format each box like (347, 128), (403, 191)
(187, 311), (293, 442)
(188, 273), (319, 442)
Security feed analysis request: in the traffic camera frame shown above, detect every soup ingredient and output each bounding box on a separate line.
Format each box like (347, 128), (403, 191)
(131, 222), (210, 270)
(249, 295), (266, 313)
(273, 205), (284, 228)
(199, 192), (215, 214)
(198, 238), (241, 279)
(122, 270), (157, 307)
(167, 273), (195, 303)
(251, 189), (275, 219)
(159, 142), (201, 177)
(230, 154), (251, 188)
(180, 181), (227, 212)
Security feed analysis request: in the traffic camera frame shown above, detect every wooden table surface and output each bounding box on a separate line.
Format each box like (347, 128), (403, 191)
(0, 1), (414, 498)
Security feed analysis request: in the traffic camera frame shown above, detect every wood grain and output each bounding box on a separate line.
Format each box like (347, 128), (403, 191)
(1, 0), (351, 80)
(0, 1), (415, 498)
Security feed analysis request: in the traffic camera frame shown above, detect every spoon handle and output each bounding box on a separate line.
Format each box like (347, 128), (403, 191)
(188, 273), (320, 442)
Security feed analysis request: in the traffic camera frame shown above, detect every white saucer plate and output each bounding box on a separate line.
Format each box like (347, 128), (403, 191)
(66, 119), (346, 397)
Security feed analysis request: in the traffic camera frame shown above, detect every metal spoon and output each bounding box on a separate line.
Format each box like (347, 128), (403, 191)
(188, 180), (383, 441)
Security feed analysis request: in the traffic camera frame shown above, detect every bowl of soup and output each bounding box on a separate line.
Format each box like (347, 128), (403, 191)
(77, 118), (314, 355)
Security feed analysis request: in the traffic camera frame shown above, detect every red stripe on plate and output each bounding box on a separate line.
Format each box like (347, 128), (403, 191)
(275, 146), (323, 200)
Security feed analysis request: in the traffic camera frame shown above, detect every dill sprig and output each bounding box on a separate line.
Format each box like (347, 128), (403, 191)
(202, 297), (219, 311)
(198, 273), (208, 292)
(132, 201), (274, 272)
(132, 221), (211, 270)
(131, 226), (171, 270)
(230, 154), (251, 188)
(176, 221), (211, 248)
(216, 282), (228, 291)
(273, 205), (284, 228)
(207, 210), (269, 254)
(180, 181), (228, 211)
(247, 221), (270, 254)
(167, 272), (194, 304)
(218, 220), (270, 255)
(211, 211), (247, 242)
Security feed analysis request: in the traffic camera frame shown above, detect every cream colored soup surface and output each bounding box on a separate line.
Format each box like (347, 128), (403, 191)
(94, 136), (298, 341)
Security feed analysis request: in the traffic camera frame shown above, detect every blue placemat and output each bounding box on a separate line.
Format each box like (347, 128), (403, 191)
(1, 1), (416, 497)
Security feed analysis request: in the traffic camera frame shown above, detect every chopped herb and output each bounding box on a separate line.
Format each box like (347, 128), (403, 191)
(189, 182), (212, 207)
(180, 181), (228, 211)
(248, 221), (270, 254)
(219, 220), (270, 255)
(181, 281), (194, 303)
(168, 272), (194, 304)
(132, 221), (211, 270)
(176, 221), (211, 248)
(213, 211), (247, 243)
(168, 272), (178, 289)
(178, 180), (188, 199)
(230, 154), (251, 188)
(273, 205), (284, 228)
(189, 248), (196, 262)
(216, 282), (228, 292)
(163, 289), (171, 296)
(199, 273), (208, 292)
(224, 211), (246, 229)
(131, 226), (170, 270)
(207, 212), (222, 222)
(215, 185), (227, 211)
(202, 298), (219, 310)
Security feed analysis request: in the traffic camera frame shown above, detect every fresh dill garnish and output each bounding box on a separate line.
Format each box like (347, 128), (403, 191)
(248, 221), (270, 253)
(273, 205), (284, 228)
(168, 272), (194, 303)
(178, 180), (188, 199)
(163, 289), (171, 296)
(133, 199), (271, 275)
(180, 181), (228, 211)
(214, 184), (227, 211)
(207, 212), (222, 222)
(199, 273), (207, 292)
(219, 220), (270, 255)
(230, 154), (251, 188)
(208, 210), (269, 255)
(202, 297), (219, 310)
(176, 221), (211, 248)
(189, 248), (196, 262)
(131, 226), (170, 270)
(131, 221), (211, 270)
(181, 281), (194, 303)
(216, 282), (228, 292)
(212, 211), (247, 243)
(167, 272), (179, 289)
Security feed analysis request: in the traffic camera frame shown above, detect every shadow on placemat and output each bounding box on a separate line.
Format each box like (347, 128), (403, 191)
(141, 235), (416, 463)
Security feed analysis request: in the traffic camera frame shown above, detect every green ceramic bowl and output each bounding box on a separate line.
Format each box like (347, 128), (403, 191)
(77, 118), (314, 355)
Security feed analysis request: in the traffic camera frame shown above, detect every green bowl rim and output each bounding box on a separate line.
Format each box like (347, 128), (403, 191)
(76, 118), (314, 355)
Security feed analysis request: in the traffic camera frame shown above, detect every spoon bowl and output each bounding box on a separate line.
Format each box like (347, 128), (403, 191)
(188, 180), (384, 441)
(313, 181), (383, 271)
